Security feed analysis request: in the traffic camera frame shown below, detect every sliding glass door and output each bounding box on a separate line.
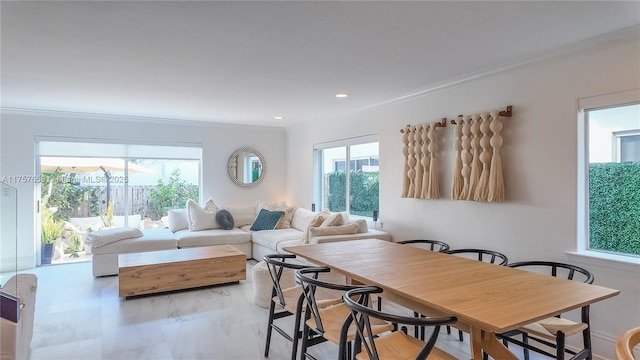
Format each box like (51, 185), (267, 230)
(36, 140), (201, 265)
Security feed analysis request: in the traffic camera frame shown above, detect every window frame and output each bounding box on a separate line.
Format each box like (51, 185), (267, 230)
(577, 89), (640, 260)
(613, 130), (640, 162)
(313, 135), (379, 217)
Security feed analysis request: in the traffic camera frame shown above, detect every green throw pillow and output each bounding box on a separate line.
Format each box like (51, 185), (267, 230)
(250, 209), (284, 231)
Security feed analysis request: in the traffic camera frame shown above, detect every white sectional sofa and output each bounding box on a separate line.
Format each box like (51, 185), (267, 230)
(89, 202), (391, 276)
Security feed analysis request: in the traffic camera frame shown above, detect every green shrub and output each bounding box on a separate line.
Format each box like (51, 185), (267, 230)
(589, 162), (640, 255)
(327, 171), (379, 217)
(148, 169), (199, 220)
(41, 172), (100, 221)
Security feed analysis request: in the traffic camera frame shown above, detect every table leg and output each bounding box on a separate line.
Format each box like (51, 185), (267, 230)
(470, 327), (517, 360)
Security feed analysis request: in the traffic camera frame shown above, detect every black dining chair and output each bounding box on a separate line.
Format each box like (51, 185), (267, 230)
(398, 239), (451, 252)
(397, 239), (451, 340)
(444, 248), (509, 265)
(339, 286), (458, 360)
(498, 261), (595, 360)
(263, 254), (341, 360)
(443, 248), (509, 341)
(295, 267), (394, 360)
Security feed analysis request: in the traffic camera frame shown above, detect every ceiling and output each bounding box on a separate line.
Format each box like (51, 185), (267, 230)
(1, 1), (639, 127)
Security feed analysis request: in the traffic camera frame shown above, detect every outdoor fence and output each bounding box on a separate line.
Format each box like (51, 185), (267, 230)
(75, 185), (155, 219)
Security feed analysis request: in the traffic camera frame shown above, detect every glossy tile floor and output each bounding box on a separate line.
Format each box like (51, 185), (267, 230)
(14, 260), (543, 360)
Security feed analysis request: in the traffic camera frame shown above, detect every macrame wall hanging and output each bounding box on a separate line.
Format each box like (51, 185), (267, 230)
(402, 105), (512, 202)
(400, 119), (447, 199)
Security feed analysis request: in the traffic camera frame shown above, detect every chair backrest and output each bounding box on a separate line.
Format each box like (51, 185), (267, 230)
(616, 327), (640, 360)
(340, 286), (457, 360)
(295, 267), (364, 335)
(507, 261), (594, 284)
(398, 239), (450, 252)
(445, 248), (509, 265)
(263, 254), (309, 307)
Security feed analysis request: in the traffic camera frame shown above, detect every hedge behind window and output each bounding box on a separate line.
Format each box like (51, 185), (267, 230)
(589, 162), (640, 255)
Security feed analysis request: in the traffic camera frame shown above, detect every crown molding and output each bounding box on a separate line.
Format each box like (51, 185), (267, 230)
(358, 25), (640, 112)
(0, 107), (286, 132)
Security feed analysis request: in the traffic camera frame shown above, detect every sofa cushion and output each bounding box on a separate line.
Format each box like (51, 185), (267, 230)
(168, 209), (189, 232)
(309, 223), (359, 237)
(309, 228), (392, 244)
(302, 214), (326, 244)
(291, 207), (315, 231)
(276, 238), (305, 254)
(90, 229), (178, 255)
(276, 206), (297, 229)
(250, 228), (302, 251)
(220, 205), (256, 227)
(216, 209), (234, 230)
(251, 209), (284, 231)
(351, 219), (368, 233)
(84, 227), (143, 248)
(320, 212), (344, 227)
(187, 198), (219, 231)
(175, 228), (251, 248)
(256, 200), (287, 212)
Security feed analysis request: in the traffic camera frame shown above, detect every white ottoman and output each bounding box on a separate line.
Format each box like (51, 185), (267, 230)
(252, 260), (296, 308)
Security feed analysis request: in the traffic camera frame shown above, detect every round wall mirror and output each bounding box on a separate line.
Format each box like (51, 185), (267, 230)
(227, 147), (266, 188)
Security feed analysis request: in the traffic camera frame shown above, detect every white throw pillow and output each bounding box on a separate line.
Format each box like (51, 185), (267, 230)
(187, 198), (219, 231)
(301, 214), (327, 244)
(320, 212), (345, 227)
(276, 206), (297, 229)
(292, 207), (316, 231)
(309, 223), (359, 237)
(256, 200), (287, 212)
(220, 205), (256, 228)
(167, 209), (189, 232)
(339, 211), (350, 224)
(351, 219), (368, 233)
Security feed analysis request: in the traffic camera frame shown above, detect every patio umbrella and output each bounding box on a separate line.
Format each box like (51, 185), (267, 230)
(40, 157), (154, 206)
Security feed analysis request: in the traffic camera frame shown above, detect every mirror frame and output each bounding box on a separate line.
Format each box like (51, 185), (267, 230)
(227, 147), (266, 188)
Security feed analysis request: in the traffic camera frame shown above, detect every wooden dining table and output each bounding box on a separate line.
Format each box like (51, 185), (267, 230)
(284, 239), (620, 360)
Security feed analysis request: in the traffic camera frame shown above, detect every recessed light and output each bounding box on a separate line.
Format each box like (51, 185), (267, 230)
(335, 93), (349, 98)
(274, 116), (283, 120)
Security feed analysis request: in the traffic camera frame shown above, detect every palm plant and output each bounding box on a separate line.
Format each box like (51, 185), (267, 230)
(41, 191), (65, 244)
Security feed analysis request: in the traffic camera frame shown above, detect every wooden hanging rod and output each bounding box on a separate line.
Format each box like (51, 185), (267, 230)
(435, 118), (447, 128)
(449, 105), (513, 125)
(399, 118), (448, 133)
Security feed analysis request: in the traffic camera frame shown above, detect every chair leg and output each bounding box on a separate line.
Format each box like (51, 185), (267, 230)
(458, 329), (464, 341)
(446, 325), (452, 335)
(556, 331), (565, 360)
(582, 306), (592, 360)
(299, 321), (311, 360)
(289, 294), (306, 360)
(584, 327), (593, 360)
(522, 333), (530, 360)
(264, 299), (277, 357)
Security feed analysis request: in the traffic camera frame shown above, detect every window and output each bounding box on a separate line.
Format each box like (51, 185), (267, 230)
(314, 137), (379, 218)
(613, 130), (640, 162)
(36, 140), (201, 264)
(580, 93), (640, 257)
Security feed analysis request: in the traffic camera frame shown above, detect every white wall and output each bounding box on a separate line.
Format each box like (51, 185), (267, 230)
(0, 111), (288, 270)
(286, 37), (640, 359)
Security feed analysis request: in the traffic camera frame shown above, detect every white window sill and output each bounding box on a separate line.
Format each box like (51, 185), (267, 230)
(566, 250), (640, 272)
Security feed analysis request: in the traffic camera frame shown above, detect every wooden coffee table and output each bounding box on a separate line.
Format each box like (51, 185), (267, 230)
(118, 245), (246, 298)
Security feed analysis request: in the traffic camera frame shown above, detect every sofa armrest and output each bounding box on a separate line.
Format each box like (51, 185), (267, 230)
(309, 229), (391, 244)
